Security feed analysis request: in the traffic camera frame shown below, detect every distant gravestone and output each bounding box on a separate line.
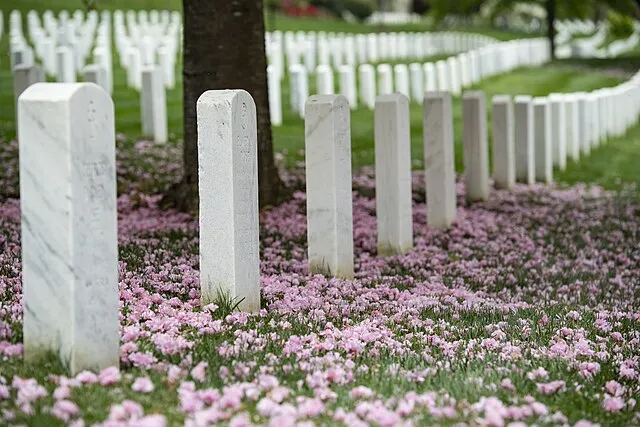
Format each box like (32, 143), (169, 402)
(514, 95), (535, 184)
(338, 65), (357, 109)
(409, 63), (424, 103)
(305, 95), (354, 278)
(83, 64), (108, 93)
(140, 66), (168, 144)
(462, 91), (489, 201)
(549, 94), (567, 171)
(127, 47), (142, 90)
(19, 82), (119, 375)
(56, 46), (76, 83)
(267, 65), (283, 126)
(447, 56), (461, 95)
(358, 64), (376, 110)
(393, 64), (410, 99)
(576, 93), (591, 156)
(316, 64), (334, 95)
(424, 92), (456, 229)
(377, 64), (393, 96)
(423, 62), (436, 92)
(491, 95), (515, 189)
(13, 64), (45, 112)
(435, 60), (449, 91)
(375, 93), (413, 256)
(533, 97), (553, 183)
(565, 95), (580, 162)
(197, 90), (260, 312)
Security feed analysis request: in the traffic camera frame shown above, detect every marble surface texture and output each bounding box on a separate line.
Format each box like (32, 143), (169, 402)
(375, 93), (413, 256)
(533, 97), (553, 184)
(491, 95), (515, 189)
(462, 91), (489, 201)
(197, 90), (260, 312)
(305, 95), (354, 279)
(514, 95), (535, 184)
(19, 83), (119, 375)
(423, 91), (456, 229)
(141, 65), (167, 144)
(549, 94), (567, 171)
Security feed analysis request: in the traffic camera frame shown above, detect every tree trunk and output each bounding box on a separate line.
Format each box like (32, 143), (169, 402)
(164, 0), (285, 212)
(546, 0), (556, 60)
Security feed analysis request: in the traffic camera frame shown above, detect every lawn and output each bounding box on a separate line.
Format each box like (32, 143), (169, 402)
(1, 3), (640, 426)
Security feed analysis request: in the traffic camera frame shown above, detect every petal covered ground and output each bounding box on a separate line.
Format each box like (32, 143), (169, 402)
(0, 138), (639, 426)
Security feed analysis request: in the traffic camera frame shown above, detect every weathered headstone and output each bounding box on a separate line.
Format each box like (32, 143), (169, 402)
(424, 92), (456, 229)
(141, 66), (168, 144)
(358, 64), (376, 110)
(374, 93), (413, 256)
(549, 93), (567, 171)
(491, 95), (515, 189)
(533, 97), (553, 183)
(197, 90), (260, 312)
(514, 95), (535, 184)
(305, 95), (354, 278)
(462, 91), (489, 201)
(19, 82), (119, 375)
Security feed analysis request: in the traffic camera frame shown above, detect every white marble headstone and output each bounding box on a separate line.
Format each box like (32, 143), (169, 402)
(393, 64), (410, 99)
(316, 64), (334, 95)
(338, 65), (357, 110)
(267, 65), (283, 126)
(462, 91), (489, 201)
(377, 64), (393, 96)
(491, 95), (515, 189)
(141, 66), (168, 144)
(19, 83), (119, 375)
(424, 92), (456, 229)
(358, 64), (376, 110)
(409, 63), (424, 104)
(305, 95), (354, 279)
(374, 93), (413, 256)
(197, 90), (260, 312)
(533, 97), (553, 183)
(514, 95), (535, 184)
(549, 94), (567, 171)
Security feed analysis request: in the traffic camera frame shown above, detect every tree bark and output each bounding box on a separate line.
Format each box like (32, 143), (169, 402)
(164, 0), (285, 212)
(546, 0), (556, 60)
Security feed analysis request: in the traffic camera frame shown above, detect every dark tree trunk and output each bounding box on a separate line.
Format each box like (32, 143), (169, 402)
(164, 0), (285, 212)
(546, 0), (556, 60)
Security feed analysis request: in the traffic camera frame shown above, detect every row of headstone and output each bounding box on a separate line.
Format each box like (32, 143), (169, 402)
(267, 30), (496, 81)
(556, 19), (640, 59)
(114, 10), (181, 90)
(17, 64), (640, 374)
(6, 9), (180, 93)
(274, 37), (550, 121)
